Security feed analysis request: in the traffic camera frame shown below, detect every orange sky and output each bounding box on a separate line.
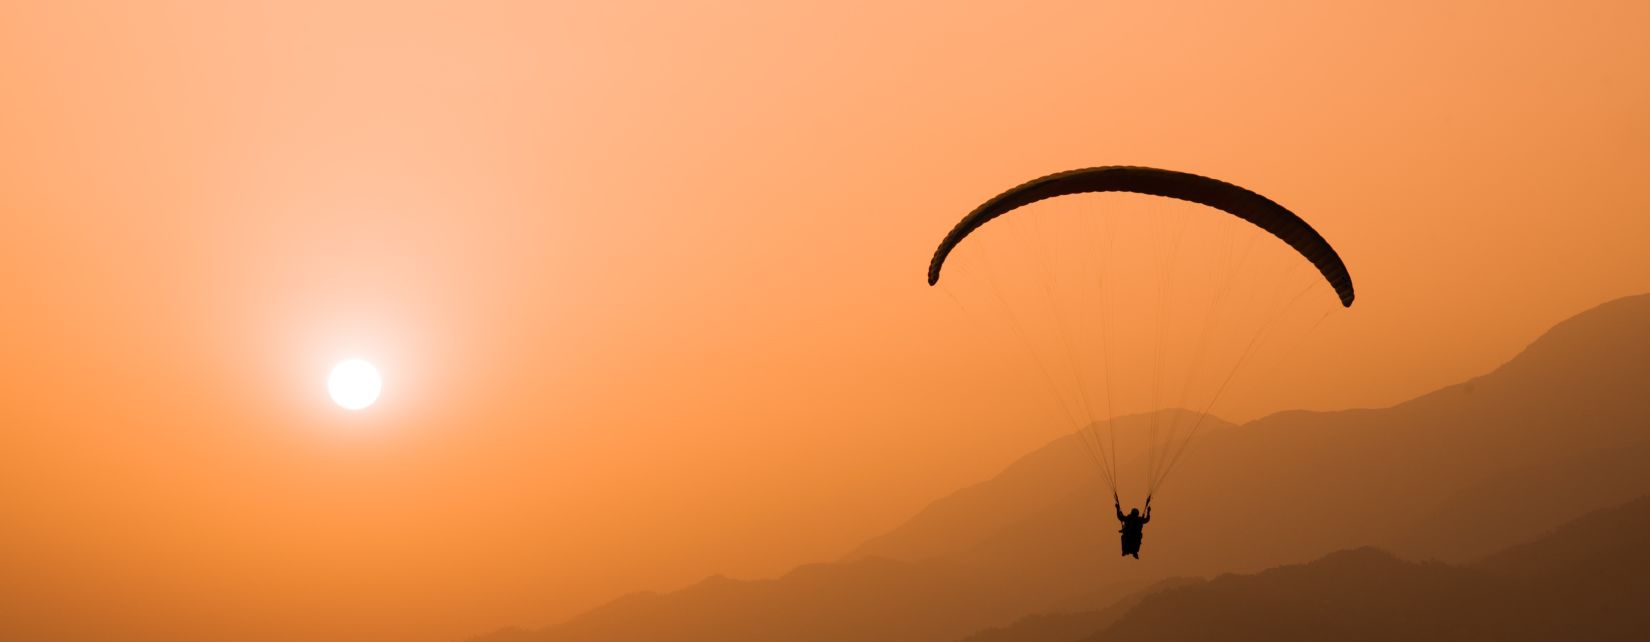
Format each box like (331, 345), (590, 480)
(3, 1), (1648, 641)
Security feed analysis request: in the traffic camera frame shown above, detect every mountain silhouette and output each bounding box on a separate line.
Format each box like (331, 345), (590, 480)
(466, 556), (1082, 642)
(1086, 495), (1650, 642)
(850, 292), (1650, 594)
(956, 577), (1198, 642)
(467, 293), (1650, 642)
(1093, 546), (1514, 642)
(941, 496), (1650, 642)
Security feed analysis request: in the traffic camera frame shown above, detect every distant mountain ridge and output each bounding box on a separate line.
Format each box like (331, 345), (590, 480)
(467, 293), (1650, 642)
(937, 495), (1650, 642)
(957, 576), (1199, 642)
(844, 408), (1226, 565)
(1085, 496), (1650, 642)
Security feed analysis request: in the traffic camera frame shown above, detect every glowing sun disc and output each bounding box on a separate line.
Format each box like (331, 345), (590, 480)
(328, 359), (382, 410)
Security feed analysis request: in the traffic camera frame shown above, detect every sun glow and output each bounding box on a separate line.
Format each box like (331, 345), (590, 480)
(328, 359), (382, 410)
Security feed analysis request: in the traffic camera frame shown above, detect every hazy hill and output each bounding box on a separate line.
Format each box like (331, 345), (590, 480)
(852, 293), (1650, 586)
(471, 558), (1022, 642)
(1094, 547), (1513, 642)
(1087, 496), (1650, 642)
(945, 497), (1650, 642)
(1476, 494), (1650, 638)
(469, 293), (1650, 642)
(956, 577), (1198, 642)
(846, 409), (1229, 564)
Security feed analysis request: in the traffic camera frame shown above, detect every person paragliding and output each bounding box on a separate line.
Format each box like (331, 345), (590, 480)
(928, 165), (1355, 557)
(1114, 493), (1151, 559)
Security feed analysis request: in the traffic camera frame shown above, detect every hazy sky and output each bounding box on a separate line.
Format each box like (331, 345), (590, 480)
(3, 1), (1648, 641)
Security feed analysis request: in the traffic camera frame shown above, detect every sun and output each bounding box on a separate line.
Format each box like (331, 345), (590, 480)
(328, 359), (382, 410)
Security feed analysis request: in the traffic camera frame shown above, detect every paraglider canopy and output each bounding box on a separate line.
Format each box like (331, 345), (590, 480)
(928, 166), (1354, 307)
(928, 165), (1353, 501)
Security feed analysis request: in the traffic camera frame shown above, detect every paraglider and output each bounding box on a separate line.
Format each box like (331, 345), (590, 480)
(1115, 493), (1151, 559)
(928, 166), (1354, 556)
